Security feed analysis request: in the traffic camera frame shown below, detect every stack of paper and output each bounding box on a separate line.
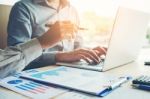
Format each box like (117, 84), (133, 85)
(21, 66), (128, 96)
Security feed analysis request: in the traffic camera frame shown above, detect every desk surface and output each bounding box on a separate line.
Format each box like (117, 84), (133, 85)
(0, 48), (150, 99)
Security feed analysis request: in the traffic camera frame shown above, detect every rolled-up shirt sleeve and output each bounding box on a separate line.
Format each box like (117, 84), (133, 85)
(0, 38), (42, 79)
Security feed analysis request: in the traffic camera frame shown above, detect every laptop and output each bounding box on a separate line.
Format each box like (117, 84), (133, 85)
(56, 7), (150, 72)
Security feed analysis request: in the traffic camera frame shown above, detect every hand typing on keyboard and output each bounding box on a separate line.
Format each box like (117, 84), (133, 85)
(56, 47), (107, 65)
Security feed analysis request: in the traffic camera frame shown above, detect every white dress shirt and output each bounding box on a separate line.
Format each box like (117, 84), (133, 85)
(0, 39), (42, 79)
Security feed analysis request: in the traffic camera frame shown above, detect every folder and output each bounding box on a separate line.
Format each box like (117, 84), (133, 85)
(20, 66), (129, 97)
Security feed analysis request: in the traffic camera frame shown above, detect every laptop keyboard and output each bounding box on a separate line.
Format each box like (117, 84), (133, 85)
(72, 59), (104, 67)
(56, 59), (105, 71)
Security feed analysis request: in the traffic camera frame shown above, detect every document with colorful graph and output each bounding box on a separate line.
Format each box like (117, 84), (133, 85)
(0, 77), (68, 98)
(21, 66), (128, 96)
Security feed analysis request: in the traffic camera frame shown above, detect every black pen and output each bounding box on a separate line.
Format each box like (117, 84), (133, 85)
(144, 61), (150, 65)
(132, 84), (150, 91)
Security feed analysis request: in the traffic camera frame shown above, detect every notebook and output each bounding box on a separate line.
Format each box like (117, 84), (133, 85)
(20, 66), (129, 97)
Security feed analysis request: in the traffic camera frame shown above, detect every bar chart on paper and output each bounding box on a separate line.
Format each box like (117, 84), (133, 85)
(21, 66), (127, 96)
(0, 76), (67, 99)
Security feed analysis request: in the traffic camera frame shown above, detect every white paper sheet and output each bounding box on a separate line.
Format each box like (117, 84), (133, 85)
(0, 76), (68, 99)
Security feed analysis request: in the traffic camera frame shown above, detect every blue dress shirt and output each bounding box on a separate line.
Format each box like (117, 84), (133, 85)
(7, 0), (82, 70)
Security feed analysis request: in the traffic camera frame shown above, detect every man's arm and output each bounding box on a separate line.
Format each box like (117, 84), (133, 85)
(0, 39), (42, 79)
(0, 20), (77, 79)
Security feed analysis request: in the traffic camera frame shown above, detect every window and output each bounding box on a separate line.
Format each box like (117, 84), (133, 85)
(70, 0), (150, 47)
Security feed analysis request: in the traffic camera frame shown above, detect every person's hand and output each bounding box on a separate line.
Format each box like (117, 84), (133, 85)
(38, 21), (77, 49)
(60, 0), (69, 8)
(93, 46), (107, 57)
(56, 48), (102, 64)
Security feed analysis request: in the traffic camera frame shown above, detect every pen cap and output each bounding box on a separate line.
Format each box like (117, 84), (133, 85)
(111, 77), (129, 89)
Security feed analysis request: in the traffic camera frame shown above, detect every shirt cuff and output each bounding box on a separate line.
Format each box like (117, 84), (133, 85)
(42, 51), (58, 65)
(19, 38), (43, 65)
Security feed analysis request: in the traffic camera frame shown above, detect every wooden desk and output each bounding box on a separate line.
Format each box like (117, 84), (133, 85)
(0, 48), (150, 99)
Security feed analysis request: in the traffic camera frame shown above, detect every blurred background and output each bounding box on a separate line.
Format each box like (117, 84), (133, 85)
(0, 0), (150, 48)
(70, 0), (150, 48)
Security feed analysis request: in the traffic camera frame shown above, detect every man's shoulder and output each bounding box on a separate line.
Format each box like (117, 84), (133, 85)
(17, 0), (32, 4)
(13, 0), (33, 9)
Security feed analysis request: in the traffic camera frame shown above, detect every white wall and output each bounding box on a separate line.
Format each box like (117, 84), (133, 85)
(0, 0), (18, 49)
(0, 5), (12, 49)
(0, 0), (19, 5)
